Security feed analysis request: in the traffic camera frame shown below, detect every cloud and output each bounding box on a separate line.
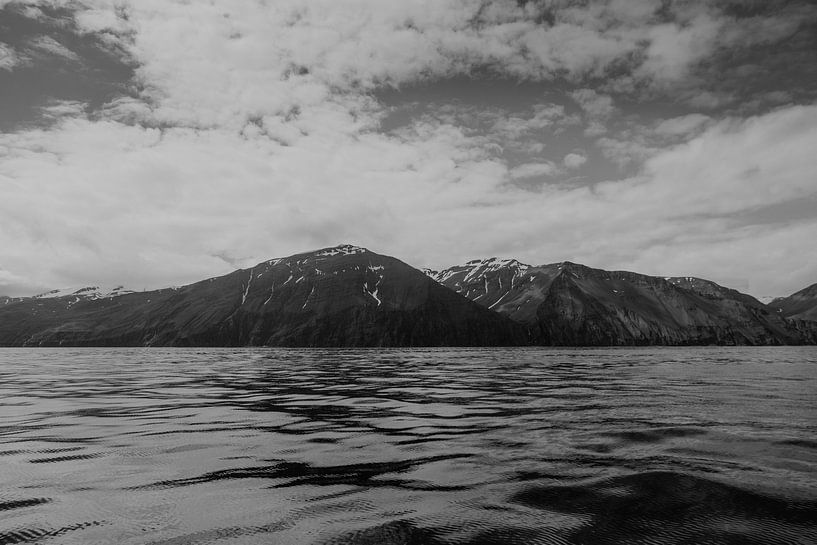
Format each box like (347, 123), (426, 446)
(684, 90), (736, 110)
(4, 95), (815, 297)
(490, 104), (574, 138)
(36, 1), (699, 131)
(0, 107), (511, 294)
(563, 153), (587, 169)
(518, 22), (639, 80)
(97, 97), (154, 125)
(0, 267), (36, 295)
(629, 106), (817, 217)
(653, 114), (711, 138)
(1, 0), (816, 299)
(509, 162), (559, 179)
(595, 136), (655, 168)
(571, 88), (616, 119)
(570, 88), (615, 136)
(27, 35), (81, 62)
(40, 100), (87, 120)
(0, 42), (21, 70)
(637, 16), (722, 84)
(391, 102), (573, 168)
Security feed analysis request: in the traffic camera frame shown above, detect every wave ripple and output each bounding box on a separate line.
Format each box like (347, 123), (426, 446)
(0, 346), (815, 544)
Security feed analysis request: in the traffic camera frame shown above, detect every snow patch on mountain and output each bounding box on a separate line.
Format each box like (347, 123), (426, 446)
(315, 244), (367, 257)
(431, 257), (532, 286)
(241, 268), (254, 305)
(32, 285), (134, 300)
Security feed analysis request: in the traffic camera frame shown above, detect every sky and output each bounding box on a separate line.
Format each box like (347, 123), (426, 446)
(1, 0), (816, 299)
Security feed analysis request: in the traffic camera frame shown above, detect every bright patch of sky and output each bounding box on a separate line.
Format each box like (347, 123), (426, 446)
(0, 0), (816, 298)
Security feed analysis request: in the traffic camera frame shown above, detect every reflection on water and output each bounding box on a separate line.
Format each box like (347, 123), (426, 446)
(0, 347), (815, 544)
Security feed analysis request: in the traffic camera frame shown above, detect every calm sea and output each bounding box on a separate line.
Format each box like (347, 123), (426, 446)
(1, 347), (815, 544)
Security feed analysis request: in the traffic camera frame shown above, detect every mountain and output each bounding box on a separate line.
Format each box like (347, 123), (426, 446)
(770, 283), (817, 322)
(0, 245), (525, 347)
(1, 286), (134, 308)
(4, 246), (815, 347)
(31, 285), (136, 301)
(429, 258), (808, 346)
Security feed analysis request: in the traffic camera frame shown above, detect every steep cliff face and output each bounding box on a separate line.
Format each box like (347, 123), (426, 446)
(431, 259), (806, 346)
(0, 245), (526, 347)
(771, 283), (817, 322)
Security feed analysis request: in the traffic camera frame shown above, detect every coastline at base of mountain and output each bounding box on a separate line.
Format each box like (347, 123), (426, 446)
(1, 245), (815, 347)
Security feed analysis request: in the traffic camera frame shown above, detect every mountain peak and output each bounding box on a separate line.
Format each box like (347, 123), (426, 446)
(556, 260), (587, 269)
(313, 244), (369, 257)
(462, 257), (531, 271)
(553, 261), (595, 277)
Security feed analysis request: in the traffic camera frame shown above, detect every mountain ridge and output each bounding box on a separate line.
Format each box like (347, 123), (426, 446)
(430, 257), (815, 346)
(770, 282), (817, 322)
(1, 244), (815, 347)
(0, 244), (527, 347)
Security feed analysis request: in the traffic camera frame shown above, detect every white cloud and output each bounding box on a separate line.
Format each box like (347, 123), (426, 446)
(400, 103), (570, 164)
(563, 153), (587, 169)
(629, 106), (817, 217)
(1, 0), (815, 299)
(0, 42), (21, 70)
(624, 221), (817, 299)
(595, 136), (655, 168)
(637, 16), (721, 83)
(519, 22), (638, 79)
(4, 99), (815, 297)
(490, 104), (573, 138)
(509, 162), (559, 179)
(27, 36), (81, 62)
(40, 100), (87, 120)
(571, 88), (616, 136)
(48, 0), (690, 132)
(571, 88), (615, 119)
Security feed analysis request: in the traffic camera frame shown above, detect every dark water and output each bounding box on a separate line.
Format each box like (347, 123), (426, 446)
(1, 348), (816, 545)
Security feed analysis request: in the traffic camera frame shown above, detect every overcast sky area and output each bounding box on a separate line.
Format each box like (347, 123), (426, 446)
(1, 0), (816, 298)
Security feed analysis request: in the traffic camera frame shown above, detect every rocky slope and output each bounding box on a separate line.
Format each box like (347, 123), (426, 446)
(429, 259), (809, 346)
(770, 283), (817, 322)
(0, 245), (526, 347)
(4, 246), (815, 347)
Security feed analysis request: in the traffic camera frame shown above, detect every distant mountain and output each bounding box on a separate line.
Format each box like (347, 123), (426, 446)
(770, 283), (817, 322)
(3, 246), (815, 347)
(429, 259), (809, 346)
(31, 285), (136, 301)
(1, 286), (135, 308)
(0, 245), (525, 347)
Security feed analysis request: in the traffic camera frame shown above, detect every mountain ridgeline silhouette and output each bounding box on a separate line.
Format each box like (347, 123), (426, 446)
(1, 245), (815, 347)
(427, 258), (816, 346)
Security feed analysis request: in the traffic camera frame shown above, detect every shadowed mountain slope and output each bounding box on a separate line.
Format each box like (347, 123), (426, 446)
(429, 258), (810, 346)
(0, 245), (526, 347)
(771, 283), (817, 322)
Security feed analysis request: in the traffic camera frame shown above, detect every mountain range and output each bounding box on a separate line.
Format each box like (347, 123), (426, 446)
(426, 259), (816, 346)
(1, 244), (815, 347)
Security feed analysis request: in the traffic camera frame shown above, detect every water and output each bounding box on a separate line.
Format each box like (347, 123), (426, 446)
(1, 347), (816, 545)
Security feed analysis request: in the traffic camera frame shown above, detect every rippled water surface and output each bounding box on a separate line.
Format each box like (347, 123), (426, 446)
(1, 347), (816, 544)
